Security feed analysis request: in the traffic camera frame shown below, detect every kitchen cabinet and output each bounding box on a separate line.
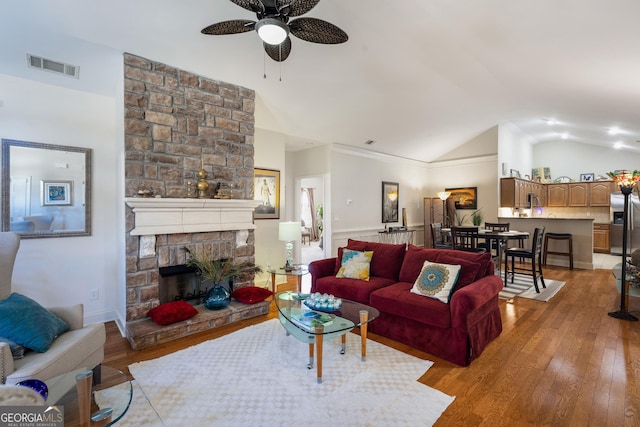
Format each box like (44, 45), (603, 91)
(593, 223), (610, 253)
(590, 181), (615, 206)
(547, 184), (568, 207)
(500, 178), (545, 208)
(568, 183), (589, 207)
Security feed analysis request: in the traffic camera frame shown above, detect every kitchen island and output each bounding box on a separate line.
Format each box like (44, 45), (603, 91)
(498, 217), (594, 269)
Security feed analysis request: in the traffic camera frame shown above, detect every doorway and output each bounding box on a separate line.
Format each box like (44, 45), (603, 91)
(298, 176), (325, 291)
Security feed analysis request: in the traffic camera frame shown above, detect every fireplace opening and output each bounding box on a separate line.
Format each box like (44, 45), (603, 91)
(159, 264), (233, 306)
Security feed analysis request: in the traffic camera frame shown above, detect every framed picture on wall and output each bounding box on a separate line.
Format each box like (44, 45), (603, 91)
(445, 187), (477, 210)
(381, 181), (399, 223)
(254, 168), (280, 219)
(41, 180), (73, 206)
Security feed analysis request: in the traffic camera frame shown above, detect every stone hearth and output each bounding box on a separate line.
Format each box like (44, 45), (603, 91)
(125, 197), (267, 349)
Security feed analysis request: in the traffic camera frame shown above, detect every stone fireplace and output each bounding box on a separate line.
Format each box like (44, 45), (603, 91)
(122, 54), (268, 349)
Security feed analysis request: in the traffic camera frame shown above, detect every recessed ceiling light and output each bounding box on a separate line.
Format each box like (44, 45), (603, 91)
(608, 127), (621, 135)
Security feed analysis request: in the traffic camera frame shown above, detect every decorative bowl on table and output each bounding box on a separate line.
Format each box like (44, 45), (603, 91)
(304, 292), (342, 312)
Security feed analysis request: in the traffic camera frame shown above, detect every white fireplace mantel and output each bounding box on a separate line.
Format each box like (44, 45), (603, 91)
(125, 198), (260, 236)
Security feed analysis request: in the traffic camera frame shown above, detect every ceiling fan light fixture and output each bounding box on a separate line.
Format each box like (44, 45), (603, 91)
(256, 18), (289, 45)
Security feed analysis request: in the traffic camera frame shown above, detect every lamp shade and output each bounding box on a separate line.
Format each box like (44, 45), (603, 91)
(437, 191), (451, 201)
(256, 18), (289, 45)
(279, 221), (301, 242)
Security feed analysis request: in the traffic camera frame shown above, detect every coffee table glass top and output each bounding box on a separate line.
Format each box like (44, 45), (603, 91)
(268, 265), (309, 277)
(275, 291), (380, 336)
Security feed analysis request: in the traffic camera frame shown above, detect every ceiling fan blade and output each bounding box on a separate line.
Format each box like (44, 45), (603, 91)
(230, 0), (265, 14)
(289, 17), (348, 44)
(276, 0), (319, 17)
(201, 20), (256, 35)
(263, 37), (292, 62)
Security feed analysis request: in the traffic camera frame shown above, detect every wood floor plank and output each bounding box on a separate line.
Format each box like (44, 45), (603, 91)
(103, 265), (640, 425)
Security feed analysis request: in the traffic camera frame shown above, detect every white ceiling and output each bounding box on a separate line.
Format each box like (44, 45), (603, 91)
(2, 0), (640, 162)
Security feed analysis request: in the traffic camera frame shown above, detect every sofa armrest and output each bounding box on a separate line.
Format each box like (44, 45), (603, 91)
(308, 258), (337, 293)
(449, 275), (503, 330)
(48, 304), (84, 330)
(0, 342), (14, 384)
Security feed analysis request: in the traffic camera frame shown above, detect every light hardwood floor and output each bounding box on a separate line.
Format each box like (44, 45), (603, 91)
(103, 264), (640, 426)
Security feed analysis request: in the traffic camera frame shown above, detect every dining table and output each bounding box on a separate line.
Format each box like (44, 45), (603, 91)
(441, 228), (530, 277)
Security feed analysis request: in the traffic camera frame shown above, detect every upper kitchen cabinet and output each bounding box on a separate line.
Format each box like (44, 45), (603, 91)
(568, 182), (589, 207)
(547, 183), (568, 207)
(500, 178), (545, 208)
(590, 181), (616, 206)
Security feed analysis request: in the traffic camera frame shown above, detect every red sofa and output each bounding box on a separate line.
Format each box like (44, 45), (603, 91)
(309, 239), (503, 366)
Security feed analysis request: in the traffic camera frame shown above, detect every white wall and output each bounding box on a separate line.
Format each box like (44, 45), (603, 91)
(498, 122), (535, 179)
(533, 140), (640, 182)
(327, 145), (429, 254)
(0, 74), (122, 325)
(253, 128), (286, 286)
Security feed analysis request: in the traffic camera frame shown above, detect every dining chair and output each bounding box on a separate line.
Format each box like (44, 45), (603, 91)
(451, 226), (486, 253)
(504, 226), (546, 293)
(483, 222), (510, 256)
(430, 223), (452, 249)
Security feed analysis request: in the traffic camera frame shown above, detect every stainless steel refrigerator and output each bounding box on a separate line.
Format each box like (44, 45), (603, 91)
(610, 192), (640, 255)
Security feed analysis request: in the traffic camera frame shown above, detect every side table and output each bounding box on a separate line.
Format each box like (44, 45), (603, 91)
(268, 265), (309, 293)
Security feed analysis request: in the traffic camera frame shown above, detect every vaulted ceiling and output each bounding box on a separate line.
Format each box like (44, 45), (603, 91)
(2, 0), (640, 162)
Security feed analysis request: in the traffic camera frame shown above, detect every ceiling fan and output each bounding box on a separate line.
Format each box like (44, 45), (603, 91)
(201, 0), (348, 62)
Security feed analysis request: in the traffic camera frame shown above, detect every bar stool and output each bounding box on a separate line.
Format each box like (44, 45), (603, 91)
(542, 232), (573, 269)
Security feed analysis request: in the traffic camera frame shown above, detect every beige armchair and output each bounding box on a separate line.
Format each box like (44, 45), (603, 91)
(0, 232), (105, 384)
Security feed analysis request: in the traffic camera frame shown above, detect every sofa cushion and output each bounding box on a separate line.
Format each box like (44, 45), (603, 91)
(399, 245), (486, 291)
(314, 276), (396, 305)
(398, 245), (441, 282)
(147, 301), (198, 326)
(336, 249), (373, 280)
(411, 262), (461, 303)
(344, 239), (406, 280)
(231, 286), (273, 304)
(0, 293), (69, 353)
(370, 282), (452, 329)
(433, 250), (493, 283)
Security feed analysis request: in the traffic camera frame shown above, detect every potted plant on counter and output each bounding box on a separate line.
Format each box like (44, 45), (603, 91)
(183, 247), (262, 310)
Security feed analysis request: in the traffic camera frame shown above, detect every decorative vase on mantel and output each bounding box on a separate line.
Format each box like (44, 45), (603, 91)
(203, 282), (231, 310)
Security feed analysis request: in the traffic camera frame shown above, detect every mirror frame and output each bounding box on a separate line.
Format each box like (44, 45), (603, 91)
(1, 139), (92, 238)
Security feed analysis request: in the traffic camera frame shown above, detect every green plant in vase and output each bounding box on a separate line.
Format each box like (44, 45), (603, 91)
(471, 209), (484, 227)
(183, 247), (262, 310)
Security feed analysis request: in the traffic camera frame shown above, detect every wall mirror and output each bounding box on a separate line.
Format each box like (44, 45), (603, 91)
(1, 139), (92, 238)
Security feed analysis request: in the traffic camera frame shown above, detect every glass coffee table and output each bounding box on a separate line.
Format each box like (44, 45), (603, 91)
(275, 291), (380, 383)
(47, 366), (132, 426)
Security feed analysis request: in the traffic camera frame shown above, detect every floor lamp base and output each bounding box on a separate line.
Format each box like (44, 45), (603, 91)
(608, 310), (639, 321)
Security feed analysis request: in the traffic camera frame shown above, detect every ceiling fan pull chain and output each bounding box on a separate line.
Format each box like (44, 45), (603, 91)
(263, 50), (267, 79)
(279, 44), (283, 81)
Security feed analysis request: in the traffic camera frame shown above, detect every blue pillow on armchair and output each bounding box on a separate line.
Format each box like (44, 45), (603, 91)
(0, 293), (69, 353)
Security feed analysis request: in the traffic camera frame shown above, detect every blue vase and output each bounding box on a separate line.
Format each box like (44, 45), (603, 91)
(17, 379), (48, 401)
(203, 284), (231, 310)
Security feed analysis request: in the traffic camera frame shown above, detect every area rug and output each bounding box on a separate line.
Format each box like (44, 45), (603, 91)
(499, 274), (566, 302)
(125, 319), (454, 427)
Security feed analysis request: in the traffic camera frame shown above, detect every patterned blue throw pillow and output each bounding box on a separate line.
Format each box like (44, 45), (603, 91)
(410, 262), (461, 303)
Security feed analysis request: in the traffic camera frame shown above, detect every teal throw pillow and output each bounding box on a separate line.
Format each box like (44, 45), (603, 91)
(411, 262), (461, 303)
(0, 293), (69, 353)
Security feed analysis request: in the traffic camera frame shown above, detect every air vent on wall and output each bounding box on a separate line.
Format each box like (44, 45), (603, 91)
(26, 54), (79, 79)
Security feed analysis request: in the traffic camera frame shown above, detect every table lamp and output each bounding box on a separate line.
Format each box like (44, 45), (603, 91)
(279, 221), (301, 271)
(437, 191), (451, 227)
